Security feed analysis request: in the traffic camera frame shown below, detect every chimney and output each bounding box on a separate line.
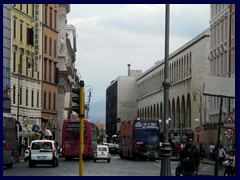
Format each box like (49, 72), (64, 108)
(127, 64), (131, 76)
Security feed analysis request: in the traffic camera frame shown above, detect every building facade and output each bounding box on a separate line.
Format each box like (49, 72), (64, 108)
(3, 4), (12, 113)
(137, 29), (210, 143)
(41, 4), (59, 140)
(11, 4), (42, 145)
(208, 4), (235, 149)
(106, 67), (142, 140)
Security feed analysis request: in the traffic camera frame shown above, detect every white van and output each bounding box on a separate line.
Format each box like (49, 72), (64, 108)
(29, 140), (60, 167)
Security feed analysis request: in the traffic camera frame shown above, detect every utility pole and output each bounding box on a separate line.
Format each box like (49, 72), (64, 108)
(160, 4), (172, 176)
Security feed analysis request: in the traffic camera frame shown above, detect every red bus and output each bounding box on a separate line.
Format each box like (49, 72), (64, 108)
(119, 119), (160, 161)
(61, 119), (98, 160)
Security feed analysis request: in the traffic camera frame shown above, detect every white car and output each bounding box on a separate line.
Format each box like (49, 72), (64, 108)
(29, 140), (60, 167)
(93, 145), (111, 162)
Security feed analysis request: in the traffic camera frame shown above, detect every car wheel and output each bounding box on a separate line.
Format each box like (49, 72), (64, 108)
(107, 159), (110, 163)
(52, 158), (57, 167)
(93, 159), (96, 162)
(29, 160), (35, 168)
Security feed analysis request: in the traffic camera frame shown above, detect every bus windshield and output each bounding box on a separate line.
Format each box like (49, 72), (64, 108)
(133, 130), (160, 144)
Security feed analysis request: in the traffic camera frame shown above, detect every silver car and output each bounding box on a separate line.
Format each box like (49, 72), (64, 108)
(29, 140), (60, 167)
(93, 145), (111, 162)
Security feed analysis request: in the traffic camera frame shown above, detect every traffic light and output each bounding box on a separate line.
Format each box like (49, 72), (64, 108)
(72, 87), (80, 114)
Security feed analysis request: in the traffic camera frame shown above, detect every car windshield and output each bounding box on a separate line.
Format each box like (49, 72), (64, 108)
(32, 142), (52, 150)
(98, 147), (107, 151)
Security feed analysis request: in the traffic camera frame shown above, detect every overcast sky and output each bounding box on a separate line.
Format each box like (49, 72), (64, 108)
(67, 4), (210, 103)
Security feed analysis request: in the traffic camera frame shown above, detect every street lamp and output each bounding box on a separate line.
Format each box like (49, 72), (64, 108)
(192, 89), (202, 125)
(85, 85), (93, 119)
(160, 4), (172, 176)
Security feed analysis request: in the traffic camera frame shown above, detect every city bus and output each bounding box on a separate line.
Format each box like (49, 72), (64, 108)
(3, 113), (19, 168)
(119, 119), (160, 160)
(61, 119), (98, 160)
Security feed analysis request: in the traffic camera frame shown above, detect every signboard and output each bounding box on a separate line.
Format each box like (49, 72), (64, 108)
(203, 76), (235, 98)
(193, 125), (204, 135)
(224, 127), (234, 138)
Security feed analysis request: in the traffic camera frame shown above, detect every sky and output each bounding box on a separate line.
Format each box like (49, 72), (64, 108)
(67, 4), (210, 103)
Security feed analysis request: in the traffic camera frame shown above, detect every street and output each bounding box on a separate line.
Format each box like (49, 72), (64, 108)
(3, 154), (225, 176)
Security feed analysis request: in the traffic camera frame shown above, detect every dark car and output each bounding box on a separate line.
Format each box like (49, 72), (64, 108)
(108, 143), (119, 154)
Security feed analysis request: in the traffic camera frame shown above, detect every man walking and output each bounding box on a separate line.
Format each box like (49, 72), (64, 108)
(179, 136), (200, 176)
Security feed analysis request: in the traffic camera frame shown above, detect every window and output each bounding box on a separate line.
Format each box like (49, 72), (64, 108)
(32, 4), (34, 17)
(49, 7), (52, 28)
(13, 86), (16, 104)
(20, 87), (22, 105)
(19, 53), (23, 74)
(13, 51), (16, 72)
(26, 57), (29, 76)
(37, 91), (39, 108)
(44, 91), (47, 109)
(49, 61), (52, 82)
(26, 4), (29, 14)
(31, 90), (34, 107)
(45, 5), (48, 25)
(49, 92), (51, 110)
(26, 89), (28, 106)
(54, 40), (57, 57)
(53, 93), (56, 110)
(20, 22), (23, 42)
(32, 56), (34, 78)
(44, 35), (47, 53)
(54, 10), (57, 30)
(49, 37), (52, 55)
(20, 4), (23, 11)
(13, 18), (16, 39)
(44, 58), (47, 81)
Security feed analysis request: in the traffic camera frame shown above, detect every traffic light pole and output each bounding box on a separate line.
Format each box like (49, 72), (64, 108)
(79, 80), (85, 176)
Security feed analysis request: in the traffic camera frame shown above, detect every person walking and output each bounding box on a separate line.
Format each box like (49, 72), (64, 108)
(209, 142), (215, 161)
(223, 150), (235, 176)
(179, 136), (200, 176)
(219, 145), (227, 166)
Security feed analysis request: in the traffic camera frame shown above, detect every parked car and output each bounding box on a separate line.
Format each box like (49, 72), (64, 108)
(93, 145), (111, 162)
(108, 143), (119, 154)
(28, 140), (60, 167)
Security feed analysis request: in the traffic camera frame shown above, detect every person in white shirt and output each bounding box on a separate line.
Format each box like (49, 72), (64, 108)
(209, 142), (215, 161)
(219, 145), (226, 166)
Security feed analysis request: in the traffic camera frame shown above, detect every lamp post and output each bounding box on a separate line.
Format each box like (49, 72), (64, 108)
(85, 85), (93, 119)
(192, 89), (202, 124)
(160, 4), (172, 176)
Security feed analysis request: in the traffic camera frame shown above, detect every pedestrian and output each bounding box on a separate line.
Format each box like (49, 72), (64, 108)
(199, 143), (206, 160)
(179, 136), (200, 176)
(219, 144), (227, 166)
(223, 150), (235, 176)
(209, 142), (215, 161)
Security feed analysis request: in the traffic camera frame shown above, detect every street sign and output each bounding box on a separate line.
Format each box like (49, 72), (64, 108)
(224, 115), (235, 128)
(224, 115), (234, 123)
(224, 127), (234, 138)
(193, 125), (204, 135)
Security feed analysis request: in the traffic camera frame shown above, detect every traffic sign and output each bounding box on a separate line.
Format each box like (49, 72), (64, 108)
(224, 127), (234, 138)
(224, 115), (235, 128)
(224, 115), (234, 123)
(193, 125), (204, 135)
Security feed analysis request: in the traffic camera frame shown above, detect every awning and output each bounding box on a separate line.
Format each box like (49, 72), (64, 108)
(19, 127), (34, 138)
(43, 129), (52, 136)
